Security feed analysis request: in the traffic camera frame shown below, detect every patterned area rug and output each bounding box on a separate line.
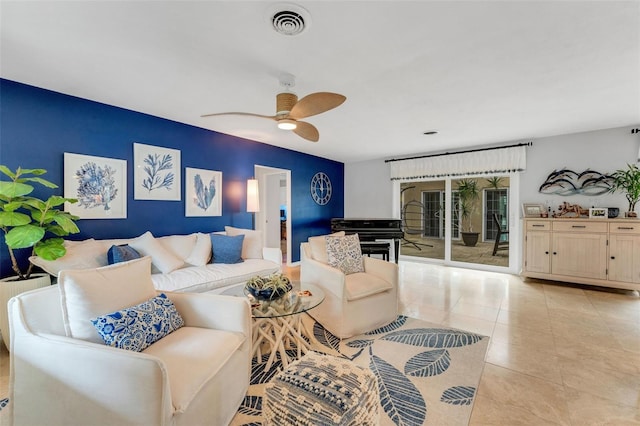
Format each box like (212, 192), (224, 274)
(231, 315), (489, 426)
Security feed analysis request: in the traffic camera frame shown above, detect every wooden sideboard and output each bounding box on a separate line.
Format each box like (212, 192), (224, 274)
(522, 217), (640, 291)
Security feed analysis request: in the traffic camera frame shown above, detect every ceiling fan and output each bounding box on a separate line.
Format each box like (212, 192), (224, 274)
(201, 73), (346, 142)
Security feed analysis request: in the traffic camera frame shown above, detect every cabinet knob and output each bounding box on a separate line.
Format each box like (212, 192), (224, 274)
(545, 251), (549, 254)
(553, 252), (557, 255)
(611, 256), (615, 260)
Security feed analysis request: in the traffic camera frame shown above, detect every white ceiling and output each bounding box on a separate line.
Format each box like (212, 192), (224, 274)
(2, 1), (639, 163)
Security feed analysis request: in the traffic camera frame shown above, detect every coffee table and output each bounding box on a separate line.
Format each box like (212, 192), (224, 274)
(222, 282), (324, 371)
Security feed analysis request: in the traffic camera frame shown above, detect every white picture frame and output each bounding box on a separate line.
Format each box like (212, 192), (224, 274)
(185, 167), (222, 217)
(64, 153), (127, 219)
(522, 203), (545, 218)
(589, 207), (608, 219)
(133, 143), (181, 201)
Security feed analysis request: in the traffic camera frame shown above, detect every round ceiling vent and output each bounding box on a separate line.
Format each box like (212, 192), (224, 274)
(266, 3), (311, 36)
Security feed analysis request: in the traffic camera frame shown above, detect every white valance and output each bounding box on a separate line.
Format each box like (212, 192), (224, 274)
(388, 144), (528, 181)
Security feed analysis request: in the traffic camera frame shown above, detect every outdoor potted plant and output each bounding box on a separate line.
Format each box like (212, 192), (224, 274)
(0, 165), (80, 348)
(609, 163), (640, 218)
(457, 178), (480, 246)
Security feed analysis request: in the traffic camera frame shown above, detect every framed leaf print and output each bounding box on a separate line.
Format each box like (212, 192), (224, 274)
(64, 153), (127, 219)
(133, 143), (181, 201)
(185, 167), (222, 217)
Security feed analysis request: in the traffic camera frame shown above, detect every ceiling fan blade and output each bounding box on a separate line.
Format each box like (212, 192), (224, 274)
(293, 121), (320, 142)
(289, 92), (346, 119)
(201, 112), (277, 120)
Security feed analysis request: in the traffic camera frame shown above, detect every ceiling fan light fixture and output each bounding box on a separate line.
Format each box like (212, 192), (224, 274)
(278, 119), (297, 130)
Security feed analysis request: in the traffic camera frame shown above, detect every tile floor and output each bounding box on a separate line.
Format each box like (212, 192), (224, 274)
(1, 261), (639, 425)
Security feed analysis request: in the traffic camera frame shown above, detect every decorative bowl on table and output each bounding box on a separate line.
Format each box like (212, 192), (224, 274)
(245, 273), (293, 301)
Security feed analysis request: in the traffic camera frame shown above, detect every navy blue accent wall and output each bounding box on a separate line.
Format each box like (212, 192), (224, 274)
(0, 79), (344, 277)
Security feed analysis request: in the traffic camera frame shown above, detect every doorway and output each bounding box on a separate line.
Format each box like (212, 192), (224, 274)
(254, 165), (292, 265)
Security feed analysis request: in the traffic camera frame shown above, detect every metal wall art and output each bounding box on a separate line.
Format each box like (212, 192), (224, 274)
(539, 169), (613, 196)
(133, 143), (181, 201)
(64, 153), (127, 219)
(185, 167), (222, 217)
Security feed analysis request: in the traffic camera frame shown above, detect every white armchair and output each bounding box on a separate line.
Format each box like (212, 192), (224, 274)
(300, 238), (398, 338)
(7, 258), (251, 426)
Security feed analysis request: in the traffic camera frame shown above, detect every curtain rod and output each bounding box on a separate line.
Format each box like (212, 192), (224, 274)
(384, 141), (532, 163)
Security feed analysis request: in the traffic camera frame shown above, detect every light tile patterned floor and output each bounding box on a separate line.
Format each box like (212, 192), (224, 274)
(2, 262), (639, 425)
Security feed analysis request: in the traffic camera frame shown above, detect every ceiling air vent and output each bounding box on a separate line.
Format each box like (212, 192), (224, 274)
(267, 3), (311, 36)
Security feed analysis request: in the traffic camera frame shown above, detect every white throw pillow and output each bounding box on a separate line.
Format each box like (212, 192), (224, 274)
(326, 233), (365, 275)
(129, 231), (184, 274)
(158, 234), (197, 261)
(58, 256), (157, 344)
(185, 232), (212, 266)
(29, 238), (106, 276)
(308, 231), (345, 264)
(225, 226), (263, 259)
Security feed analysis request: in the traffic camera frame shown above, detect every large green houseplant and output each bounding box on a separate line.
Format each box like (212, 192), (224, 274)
(456, 178), (480, 246)
(0, 165), (80, 280)
(609, 164), (640, 218)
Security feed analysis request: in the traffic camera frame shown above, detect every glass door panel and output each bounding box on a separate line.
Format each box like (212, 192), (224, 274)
(400, 181), (445, 260)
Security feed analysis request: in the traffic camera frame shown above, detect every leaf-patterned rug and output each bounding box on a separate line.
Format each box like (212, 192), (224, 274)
(230, 315), (489, 426)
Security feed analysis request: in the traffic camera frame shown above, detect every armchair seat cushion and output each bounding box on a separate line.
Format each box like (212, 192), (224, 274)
(143, 326), (246, 412)
(345, 272), (394, 301)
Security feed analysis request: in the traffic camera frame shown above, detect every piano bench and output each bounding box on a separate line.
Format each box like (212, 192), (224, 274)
(360, 242), (391, 261)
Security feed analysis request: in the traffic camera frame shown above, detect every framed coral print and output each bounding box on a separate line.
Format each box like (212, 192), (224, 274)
(133, 143), (181, 201)
(64, 153), (127, 219)
(185, 167), (222, 217)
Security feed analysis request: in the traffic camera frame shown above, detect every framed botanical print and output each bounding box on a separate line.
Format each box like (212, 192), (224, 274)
(185, 167), (222, 217)
(64, 153), (127, 219)
(133, 143), (181, 201)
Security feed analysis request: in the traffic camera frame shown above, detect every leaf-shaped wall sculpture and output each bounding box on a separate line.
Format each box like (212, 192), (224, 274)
(405, 349), (451, 377)
(440, 386), (476, 406)
(370, 350), (427, 425)
(382, 328), (484, 348)
(313, 321), (341, 353)
(539, 168), (613, 196)
(237, 395), (262, 416)
(365, 315), (408, 335)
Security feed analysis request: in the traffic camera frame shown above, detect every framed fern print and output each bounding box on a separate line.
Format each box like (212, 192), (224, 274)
(185, 167), (222, 217)
(64, 153), (127, 219)
(133, 143), (181, 201)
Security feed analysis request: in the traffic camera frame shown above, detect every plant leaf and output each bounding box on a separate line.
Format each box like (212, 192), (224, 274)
(405, 349), (451, 377)
(365, 315), (408, 335)
(371, 351), (426, 425)
(34, 238), (66, 260)
(5, 224), (45, 249)
(0, 181), (33, 198)
(382, 328), (484, 348)
(23, 176), (57, 188)
(0, 211), (31, 227)
(440, 386), (476, 405)
(0, 165), (15, 179)
(53, 213), (80, 234)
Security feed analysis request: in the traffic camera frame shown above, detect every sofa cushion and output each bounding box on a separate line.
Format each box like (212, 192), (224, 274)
(91, 293), (184, 352)
(129, 231), (184, 274)
(158, 234), (197, 262)
(224, 226), (263, 259)
(107, 244), (142, 265)
(58, 257), (158, 344)
(344, 272), (393, 301)
(185, 232), (212, 266)
(326, 233), (364, 275)
(308, 231), (345, 264)
(143, 326), (246, 412)
(29, 238), (105, 276)
(210, 234), (244, 264)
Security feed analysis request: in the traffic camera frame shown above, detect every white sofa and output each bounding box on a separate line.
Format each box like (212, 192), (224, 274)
(7, 257), (251, 426)
(30, 227), (282, 294)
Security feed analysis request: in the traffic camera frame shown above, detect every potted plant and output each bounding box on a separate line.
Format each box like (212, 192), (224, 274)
(609, 164), (640, 218)
(245, 273), (292, 300)
(456, 178), (480, 246)
(0, 165), (80, 349)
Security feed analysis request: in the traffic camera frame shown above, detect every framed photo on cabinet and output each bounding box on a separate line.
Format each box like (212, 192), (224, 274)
(522, 203), (545, 218)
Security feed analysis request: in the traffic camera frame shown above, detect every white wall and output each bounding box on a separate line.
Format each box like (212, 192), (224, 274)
(345, 125), (640, 218)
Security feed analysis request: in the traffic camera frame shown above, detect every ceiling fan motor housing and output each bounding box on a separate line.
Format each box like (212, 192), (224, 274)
(276, 92), (298, 115)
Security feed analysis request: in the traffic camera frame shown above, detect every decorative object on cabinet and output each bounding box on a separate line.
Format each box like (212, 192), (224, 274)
(609, 163), (640, 218)
(133, 143), (180, 201)
(310, 172), (332, 205)
(538, 169), (613, 196)
(589, 208), (608, 219)
(553, 202), (589, 218)
(522, 203), (545, 218)
(456, 178), (480, 246)
(606, 207), (620, 218)
(185, 167), (222, 217)
(64, 153), (127, 219)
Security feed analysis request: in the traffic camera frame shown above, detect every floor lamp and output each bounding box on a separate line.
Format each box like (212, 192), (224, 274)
(247, 178), (260, 229)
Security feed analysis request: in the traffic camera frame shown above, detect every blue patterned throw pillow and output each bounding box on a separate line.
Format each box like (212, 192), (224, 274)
(91, 293), (184, 352)
(210, 233), (244, 264)
(326, 233), (365, 274)
(107, 244), (142, 265)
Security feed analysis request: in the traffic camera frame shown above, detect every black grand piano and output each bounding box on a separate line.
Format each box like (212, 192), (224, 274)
(331, 218), (404, 263)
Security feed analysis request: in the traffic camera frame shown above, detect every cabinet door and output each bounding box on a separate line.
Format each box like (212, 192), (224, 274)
(525, 232), (551, 274)
(551, 232), (607, 279)
(609, 235), (640, 284)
